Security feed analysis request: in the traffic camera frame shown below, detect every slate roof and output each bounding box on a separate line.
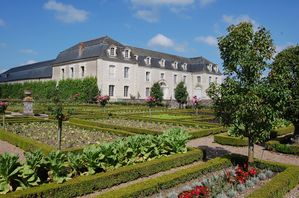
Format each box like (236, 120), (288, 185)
(0, 60), (54, 82)
(0, 36), (221, 83)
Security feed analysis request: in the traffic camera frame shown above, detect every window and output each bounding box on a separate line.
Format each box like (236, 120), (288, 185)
(134, 55), (138, 60)
(70, 67), (74, 78)
(209, 76), (212, 84)
(173, 62), (178, 69)
(182, 63), (188, 70)
(145, 57), (151, 65)
(160, 59), (165, 67)
(109, 65), (115, 78)
(160, 73), (165, 79)
(146, 71), (150, 81)
(146, 87), (150, 97)
(61, 68), (65, 80)
(110, 47), (116, 56)
(197, 76), (201, 83)
(80, 66), (85, 78)
(174, 74), (177, 84)
(124, 86), (129, 97)
(124, 49), (130, 58)
(215, 77), (218, 84)
(124, 67), (129, 78)
(183, 75), (186, 83)
(213, 65), (218, 72)
(109, 85), (115, 96)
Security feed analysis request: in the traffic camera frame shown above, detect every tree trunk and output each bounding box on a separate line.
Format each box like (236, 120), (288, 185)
(2, 113), (5, 129)
(57, 119), (62, 150)
(293, 122), (299, 144)
(196, 108), (198, 115)
(248, 137), (254, 163)
(149, 108), (152, 121)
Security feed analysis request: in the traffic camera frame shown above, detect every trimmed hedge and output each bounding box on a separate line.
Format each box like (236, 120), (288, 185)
(0, 77), (98, 103)
(0, 129), (54, 154)
(265, 140), (299, 156)
(96, 155), (299, 198)
(69, 118), (160, 135)
(189, 127), (227, 139)
(0, 148), (204, 198)
(97, 157), (232, 198)
(214, 133), (248, 146)
(270, 125), (294, 138)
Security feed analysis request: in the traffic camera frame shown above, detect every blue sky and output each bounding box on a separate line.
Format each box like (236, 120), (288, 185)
(0, 0), (298, 73)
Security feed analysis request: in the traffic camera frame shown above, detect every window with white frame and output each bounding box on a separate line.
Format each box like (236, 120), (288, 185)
(70, 67), (74, 78)
(110, 46), (116, 56)
(61, 68), (65, 80)
(197, 76), (201, 83)
(209, 76), (212, 84)
(146, 71), (150, 81)
(145, 57), (151, 65)
(124, 86), (129, 97)
(134, 55), (138, 60)
(80, 66), (85, 78)
(160, 73), (165, 79)
(182, 63), (188, 70)
(146, 87), (150, 97)
(183, 75), (186, 83)
(124, 49), (131, 59)
(109, 65), (115, 78)
(124, 67), (129, 78)
(160, 59), (165, 67)
(174, 74), (177, 84)
(109, 85), (115, 96)
(173, 61), (178, 69)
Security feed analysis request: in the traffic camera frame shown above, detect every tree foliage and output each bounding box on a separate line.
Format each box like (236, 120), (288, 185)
(269, 45), (299, 139)
(175, 82), (188, 108)
(150, 82), (163, 105)
(207, 22), (276, 162)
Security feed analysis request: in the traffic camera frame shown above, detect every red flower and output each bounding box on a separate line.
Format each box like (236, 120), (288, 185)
(248, 167), (257, 176)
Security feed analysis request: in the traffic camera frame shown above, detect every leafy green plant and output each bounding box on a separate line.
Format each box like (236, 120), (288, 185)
(67, 153), (86, 177)
(82, 145), (106, 175)
(0, 153), (23, 194)
(46, 151), (70, 183)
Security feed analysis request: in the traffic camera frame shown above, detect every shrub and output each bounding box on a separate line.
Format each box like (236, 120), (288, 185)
(214, 133), (248, 146)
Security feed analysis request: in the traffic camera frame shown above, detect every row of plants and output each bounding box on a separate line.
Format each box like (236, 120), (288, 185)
(96, 155), (299, 198)
(214, 133), (248, 147)
(178, 164), (274, 198)
(0, 128), (191, 194)
(0, 77), (98, 103)
(265, 136), (299, 156)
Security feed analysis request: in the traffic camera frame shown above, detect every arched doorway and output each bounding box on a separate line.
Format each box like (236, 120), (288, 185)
(159, 81), (169, 100)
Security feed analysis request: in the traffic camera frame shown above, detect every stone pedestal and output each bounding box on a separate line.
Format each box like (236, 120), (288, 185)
(23, 90), (34, 116)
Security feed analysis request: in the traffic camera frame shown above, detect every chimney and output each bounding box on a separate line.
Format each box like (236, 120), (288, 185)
(79, 42), (85, 56)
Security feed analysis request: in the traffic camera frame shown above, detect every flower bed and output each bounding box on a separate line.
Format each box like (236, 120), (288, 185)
(0, 129), (195, 195)
(5, 122), (121, 149)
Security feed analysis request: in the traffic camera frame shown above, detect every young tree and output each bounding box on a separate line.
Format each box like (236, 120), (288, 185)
(207, 22), (276, 163)
(175, 82), (188, 108)
(51, 88), (70, 150)
(269, 45), (299, 142)
(150, 82), (163, 105)
(0, 101), (8, 129)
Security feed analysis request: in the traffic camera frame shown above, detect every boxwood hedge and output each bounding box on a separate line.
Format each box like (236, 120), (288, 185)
(214, 133), (248, 146)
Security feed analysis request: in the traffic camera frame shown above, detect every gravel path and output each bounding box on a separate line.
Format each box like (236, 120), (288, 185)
(187, 136), (299, 166)
(0, 140), (25, 161)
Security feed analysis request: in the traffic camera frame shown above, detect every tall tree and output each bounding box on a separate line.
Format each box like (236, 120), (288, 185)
(175, 82), (188, 108)
(150, 82), (163, 105)
(207, 22), (276, 162)
(269, 45), (299, 142)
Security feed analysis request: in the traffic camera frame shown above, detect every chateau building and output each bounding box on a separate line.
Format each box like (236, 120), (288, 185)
(0, 36), (222, 100)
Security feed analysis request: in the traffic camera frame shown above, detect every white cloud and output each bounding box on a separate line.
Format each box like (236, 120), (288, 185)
(131, 0), (194, 7)
(0, 18), (5, 27)
(199, 0), (216, 7)
(148, 34), (186, 52)
(275, 42), (294, 55)
(135, 10), (159, 23)
(19, 49), (38, 55)
(222, 14), (258, 28)
(195, 36), (218, 47)
(25, 60), (37, 65)
(44, 0), (88, 23)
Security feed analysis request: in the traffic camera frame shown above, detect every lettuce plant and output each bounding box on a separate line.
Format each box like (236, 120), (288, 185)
(46, 151), (71, 183)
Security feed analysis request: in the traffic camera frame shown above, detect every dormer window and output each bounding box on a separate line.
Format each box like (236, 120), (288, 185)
(207, 64), (212, 72)
(213, 65), (218, 72)
(172, 61), (178, 69)
(109, 45), (117, 57)
(134, 55), (139, 60)
(182, 63), (188, 70)
(145, 57), (151, 65)
(123, 48), (131, 59)
(159, 59), (165, 67)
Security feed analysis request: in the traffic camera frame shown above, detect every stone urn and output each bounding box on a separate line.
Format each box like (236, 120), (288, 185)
(23, 90), (34, 116)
